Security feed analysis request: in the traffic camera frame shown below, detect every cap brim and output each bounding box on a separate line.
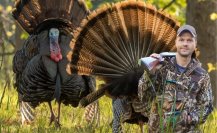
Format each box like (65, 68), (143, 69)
(177, 30), (196, 37)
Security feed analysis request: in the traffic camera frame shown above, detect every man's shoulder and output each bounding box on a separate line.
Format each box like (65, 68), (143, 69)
(193, 66), (208, 77)
(192, 60), (208, 76)
(162, 58), (208, 75)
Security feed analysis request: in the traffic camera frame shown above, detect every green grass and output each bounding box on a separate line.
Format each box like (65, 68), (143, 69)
(0, 87), (142, 133)
(0, 87), (216, 133)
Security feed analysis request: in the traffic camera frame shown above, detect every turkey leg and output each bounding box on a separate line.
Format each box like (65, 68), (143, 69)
(55, 101), (61, 128)
(48, 102), (56, 126)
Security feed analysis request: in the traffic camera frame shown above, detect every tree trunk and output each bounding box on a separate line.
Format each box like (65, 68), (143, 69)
(187, 0), (217, 106)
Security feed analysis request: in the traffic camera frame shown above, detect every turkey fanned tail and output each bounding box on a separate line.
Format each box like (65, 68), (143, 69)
(12, 0), (90, 34)
(68, 1), (179, 103)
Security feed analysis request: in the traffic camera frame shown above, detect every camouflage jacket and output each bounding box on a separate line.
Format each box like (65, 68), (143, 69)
(138, 57), (213, 132)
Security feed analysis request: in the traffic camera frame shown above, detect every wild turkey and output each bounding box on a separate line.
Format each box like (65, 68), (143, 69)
(67, 0), (179, 132)
(12, 0), (98, 126)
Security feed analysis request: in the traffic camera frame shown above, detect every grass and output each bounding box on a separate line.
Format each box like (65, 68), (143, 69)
(0, 86), (142, 133)
(0, 86), (216, 133)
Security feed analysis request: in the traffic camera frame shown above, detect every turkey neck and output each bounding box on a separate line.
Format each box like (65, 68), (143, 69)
(49, 28), (62, 62)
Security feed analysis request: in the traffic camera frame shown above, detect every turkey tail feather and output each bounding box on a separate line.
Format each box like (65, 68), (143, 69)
(20, 101), (35, 124)
(83, 101), (100, 125)
(79, 84), (108, 107)
(68, 0), (179, 97)
(12, 0), (90, 33)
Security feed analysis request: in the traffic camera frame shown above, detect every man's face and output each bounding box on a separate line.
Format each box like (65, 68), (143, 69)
(175, 32), (197, 58)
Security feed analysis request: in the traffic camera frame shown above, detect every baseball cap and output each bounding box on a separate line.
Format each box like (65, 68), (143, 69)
(177, 25), (197, 37)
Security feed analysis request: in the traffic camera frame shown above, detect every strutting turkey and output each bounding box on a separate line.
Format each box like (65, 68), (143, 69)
(67, 0), (179, 132)
(12, 0), (99, 126)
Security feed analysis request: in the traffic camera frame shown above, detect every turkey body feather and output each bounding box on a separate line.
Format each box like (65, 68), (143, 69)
(14, 28), (90, 107)
(68, 0), (180, 102)
(12, 0), (99, 126)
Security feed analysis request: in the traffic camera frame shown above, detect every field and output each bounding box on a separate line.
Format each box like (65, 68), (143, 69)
(0, 87), (216, 133)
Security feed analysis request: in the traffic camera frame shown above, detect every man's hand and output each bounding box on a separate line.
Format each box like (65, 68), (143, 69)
(179, 110), (192, 125)
(149, 53), (162, 74)
(150, 53), (161, 60)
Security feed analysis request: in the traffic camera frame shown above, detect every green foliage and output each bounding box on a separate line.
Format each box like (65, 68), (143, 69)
(20, 32), (29, 40)
(146, 0), (187, 24)
(0, 87), (143, 133)
(210, 12), (217, 21)
(0, 3), (17, 86)
(89, 0), (186, 24)
(85, 0), (93, 9)
(90, 0), (122, 9)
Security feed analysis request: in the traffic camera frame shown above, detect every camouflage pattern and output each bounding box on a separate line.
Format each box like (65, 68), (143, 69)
(112, 98), (124, 133)
(138, 57), (213, 132)
(112, 97), (149, 133)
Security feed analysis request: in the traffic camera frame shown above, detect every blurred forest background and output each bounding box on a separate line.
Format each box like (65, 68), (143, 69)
(0, 0), (217, 132)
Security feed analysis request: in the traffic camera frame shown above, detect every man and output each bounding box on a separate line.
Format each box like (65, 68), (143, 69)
(138, 24), (213, 132)
(112, 25), (213, 133)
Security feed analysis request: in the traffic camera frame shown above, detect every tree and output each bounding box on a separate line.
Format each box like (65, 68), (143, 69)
(0, 0), (28, 87)
(186, 0), (217, 106)
(89, 0), (186, 23)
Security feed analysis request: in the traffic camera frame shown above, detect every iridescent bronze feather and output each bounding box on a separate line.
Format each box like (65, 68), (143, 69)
(12, 0), (98, 126)
(68, 0), (180, 105)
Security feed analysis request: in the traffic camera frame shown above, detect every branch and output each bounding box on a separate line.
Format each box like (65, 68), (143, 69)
(0, 15), (16, 49)
(162, 0), (176, 11)
(1, 24), (16, 48)
(0, 51), (16, 56)
(0, 54), (3, 70)
(0, 41), (4, 70)
(0, 81), (8, 108)
(0, 21), (15, 70)
(7, 39), (16, 48)
(0, 23), (4, 70)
